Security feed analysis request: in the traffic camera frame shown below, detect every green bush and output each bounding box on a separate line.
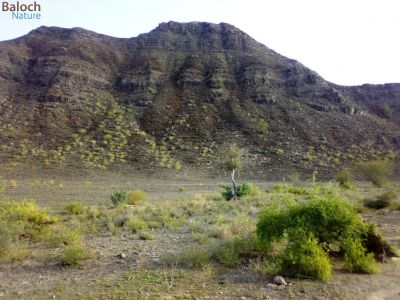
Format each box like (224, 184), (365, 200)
(65, 202), (87, 215)
(220, 185), (234, 200)
(0, 199), (56, 226)
(63, 244), (88, 266)
(354, 160), (394, 187)
(127, 189), (147, 205)
(257, 120), (269, 135)
(341, 236), (378, 273)
(273, 184), (284, 193)
(0, 199), (57, 261)
(364, 190), (397, 209)
(138, 231), (155, 241)
(220, 182), (260, 200)
(127, 218), (148, 233)
(256, 187), (383, 280)
(236, 182), (260, 198)
(48, 226), (82, 246)
(283, 229), (332, 281)
(110, 189), (128, 206)
(335, 168), (354, 189)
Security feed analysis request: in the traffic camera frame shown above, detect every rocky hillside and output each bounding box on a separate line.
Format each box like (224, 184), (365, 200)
(0, 21), (399, 177)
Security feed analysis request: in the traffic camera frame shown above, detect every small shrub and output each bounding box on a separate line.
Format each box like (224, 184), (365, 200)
(364, 190), (397, 209)
(213, 240), (241, 267)
(382, 103), (393, 119)
(48, 226), (82, 246)
(207, 225), (231, 240)
(304, 152), (316, 161)
(354, 160), (394, 187)
(138, 231), (154, 241)
(127, 189), (147, 205)
(1, 199), (56, 225)
(192, 232), (210, 244)
(236, 182), (260, 198)
(65, 202), (87, 215)
(163, 246), (212, 268)
(0, 199), (57, 254)
(273, 184), (284, 193)
(287, 186), (311, 195)
(220, 182), (260, 200)
(127, 218), (148, 233)
(166, 233), (264, 270)
(87, 206), (100, 219)
(250, 257), (283, 277)
(257, 120), (269, 135)
(335, 168), (354, 189)
(110, 189), (128, 206)
(220, 185), (234, 201)
(63, 244), (88, 266)
(146, 220), (163, 229)
(1, 243), (28, 262)
(213, 234), (264, 267)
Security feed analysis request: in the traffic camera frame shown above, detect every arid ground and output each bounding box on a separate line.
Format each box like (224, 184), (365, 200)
(0, 166), (399, 300)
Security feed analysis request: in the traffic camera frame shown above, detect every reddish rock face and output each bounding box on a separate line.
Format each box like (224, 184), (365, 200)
(0, 21), (399, 176)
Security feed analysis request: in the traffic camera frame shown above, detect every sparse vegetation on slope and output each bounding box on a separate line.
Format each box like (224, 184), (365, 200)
(1, 22), (399, 176)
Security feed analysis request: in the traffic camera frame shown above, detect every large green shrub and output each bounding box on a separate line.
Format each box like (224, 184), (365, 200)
(256, 187), (389, 280)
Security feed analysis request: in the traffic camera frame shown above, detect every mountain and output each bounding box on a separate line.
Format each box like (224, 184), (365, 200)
(0, 21), (399, 177)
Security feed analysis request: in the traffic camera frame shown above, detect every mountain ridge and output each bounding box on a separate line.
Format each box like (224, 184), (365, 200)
(0, 21), (399, 177)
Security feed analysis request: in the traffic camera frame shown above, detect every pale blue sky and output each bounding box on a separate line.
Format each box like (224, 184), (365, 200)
(1, 0), (399, 86)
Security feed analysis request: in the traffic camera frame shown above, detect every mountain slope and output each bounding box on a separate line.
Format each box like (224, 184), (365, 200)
(0, 21), (399, 176)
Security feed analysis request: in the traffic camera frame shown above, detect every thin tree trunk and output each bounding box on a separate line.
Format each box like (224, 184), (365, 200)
(231, 169), (237, 200)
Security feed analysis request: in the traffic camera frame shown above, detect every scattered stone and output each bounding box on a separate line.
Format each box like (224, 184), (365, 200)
(117, 253), (127, 259)
(276, 285), (285, 290)
(391, 257), (400, 262)
(273, 275), (287, 286)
